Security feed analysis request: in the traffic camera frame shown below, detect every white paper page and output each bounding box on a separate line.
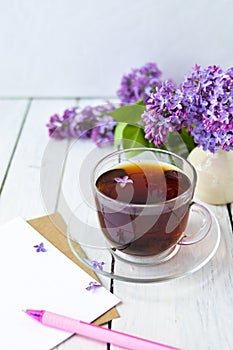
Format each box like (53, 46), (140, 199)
(0, 217), (120, 350)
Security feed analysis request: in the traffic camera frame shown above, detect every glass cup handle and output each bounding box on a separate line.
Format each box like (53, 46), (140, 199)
(178, 202), (212, 245)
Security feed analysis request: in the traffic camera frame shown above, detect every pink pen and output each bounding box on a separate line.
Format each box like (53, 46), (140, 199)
(24, 309), (181, 350)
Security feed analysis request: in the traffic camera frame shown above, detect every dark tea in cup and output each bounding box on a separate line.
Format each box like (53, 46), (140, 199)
(93, 148), (211, 263)
(95, 162), (191, 256)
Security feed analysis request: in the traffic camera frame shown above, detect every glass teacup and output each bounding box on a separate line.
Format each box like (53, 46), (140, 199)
(92, 148), (212, 264)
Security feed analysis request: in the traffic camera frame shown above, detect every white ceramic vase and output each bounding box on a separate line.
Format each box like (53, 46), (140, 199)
(187, 147), (233, 205)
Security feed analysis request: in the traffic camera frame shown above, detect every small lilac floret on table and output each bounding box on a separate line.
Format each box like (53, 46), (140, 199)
(85, 281), (102, 291)
(33, 242), (47, 253)
(91, 259), (105, 271)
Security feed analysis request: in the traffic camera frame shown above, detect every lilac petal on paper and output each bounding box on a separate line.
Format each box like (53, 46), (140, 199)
(114, 175), (133, 188)
(33, 242), (47, 253)
(85, 281), (102, 291)
(91, 259), (105, 271)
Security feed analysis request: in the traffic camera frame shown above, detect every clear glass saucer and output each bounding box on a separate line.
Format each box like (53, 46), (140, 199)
(67, 204), (221, 283)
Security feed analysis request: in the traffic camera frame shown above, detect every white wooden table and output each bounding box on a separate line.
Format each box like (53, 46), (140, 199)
(0, 97), (232, 350)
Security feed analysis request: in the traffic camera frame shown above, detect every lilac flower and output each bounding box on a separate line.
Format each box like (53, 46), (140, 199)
(142, 80), (186, 146)
(46, 107), (78, 139)
(114, 175), (133, 188)
(117, 62), (162, 104)
(33, 242), (47, 253)
(85, 281), (102, 291)
(143, 64), (233, 153)
(91, 259), (105, 271)
(91, 115), (117, 146)
(46, 101), (117, 146)
(181, 64), (233, 152)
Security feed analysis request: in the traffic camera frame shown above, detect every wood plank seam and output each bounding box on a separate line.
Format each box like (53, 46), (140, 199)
(0, 96), (116, 100)
(226, 203), (233, 233)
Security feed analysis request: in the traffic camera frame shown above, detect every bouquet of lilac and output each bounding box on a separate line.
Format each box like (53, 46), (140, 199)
(143, 64), (233, 153)
(47, 62), (233, 153)
(110, 64), (233, 153)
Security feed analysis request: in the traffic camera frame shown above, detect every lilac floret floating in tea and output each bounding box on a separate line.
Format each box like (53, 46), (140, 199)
(33, 242), (47, 253)
(114, 175), (133, 188)
(91, 259), (105, 271)
(85, 281), (102, 291)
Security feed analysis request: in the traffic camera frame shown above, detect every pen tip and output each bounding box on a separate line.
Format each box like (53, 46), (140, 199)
(24, 309), (45, 321)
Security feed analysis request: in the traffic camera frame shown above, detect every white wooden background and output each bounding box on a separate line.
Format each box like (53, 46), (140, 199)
(0, 97), (233, 350)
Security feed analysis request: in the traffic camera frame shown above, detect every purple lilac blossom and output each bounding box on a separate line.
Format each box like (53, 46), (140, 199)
(143, 64), (233, 153)
(114, 175), (133, 188)
(47, 107), (78, 139)
(142, 80), (186, 146)
(33, 242), (47, 252)
(117, 62), (162, 104)
(46, 102), (117, 146)
(91, 259), (105, 271)
(85, 281), (102, 291)
(91, 115), (117, 146)
(181, 64), (233, 152)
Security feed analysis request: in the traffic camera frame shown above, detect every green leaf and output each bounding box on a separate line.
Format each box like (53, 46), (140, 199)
(180, 127), (196, 153)
(135, 99), (144, 106)
(122, 124), (149, 149)
(113, 122), (127, 148)
(117, 124), (149, 158)
(108, 104), (146, 125)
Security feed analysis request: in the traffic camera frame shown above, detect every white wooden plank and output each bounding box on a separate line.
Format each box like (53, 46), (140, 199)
(111, 204), (233, 350)
(0, 99), (29, 188)
(0, 99), (76, 224)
